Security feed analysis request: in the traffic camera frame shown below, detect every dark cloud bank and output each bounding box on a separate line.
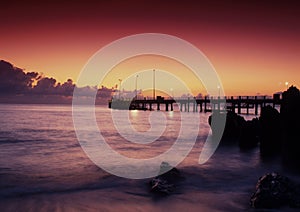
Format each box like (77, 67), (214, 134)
(0, 60), (114, 104)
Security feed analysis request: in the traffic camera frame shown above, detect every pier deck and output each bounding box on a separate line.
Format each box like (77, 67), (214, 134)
(109, 95), (282, 115)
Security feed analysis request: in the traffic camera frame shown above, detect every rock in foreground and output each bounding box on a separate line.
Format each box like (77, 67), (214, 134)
(149, 162), (183, 195)
(250, 172), (300, 209)
(150, 178), (175, 194)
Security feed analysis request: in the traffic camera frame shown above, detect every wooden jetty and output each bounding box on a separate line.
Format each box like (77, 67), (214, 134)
(109, 94), (282, 115)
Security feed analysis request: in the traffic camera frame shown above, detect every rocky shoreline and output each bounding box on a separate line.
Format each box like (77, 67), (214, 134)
(208, 86), (300, 209)
(209, 86), (300, 170)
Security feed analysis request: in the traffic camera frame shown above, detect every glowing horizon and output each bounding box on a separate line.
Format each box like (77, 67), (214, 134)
(1, 1), (299, 96)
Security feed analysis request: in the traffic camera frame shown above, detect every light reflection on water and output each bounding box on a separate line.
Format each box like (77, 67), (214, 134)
(0, 104), (210, 188)
(0, 104), (296, 211)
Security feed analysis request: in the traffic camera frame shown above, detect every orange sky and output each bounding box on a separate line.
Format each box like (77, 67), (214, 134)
(0, 0), (299, 96)
(102, 55), (205, 97)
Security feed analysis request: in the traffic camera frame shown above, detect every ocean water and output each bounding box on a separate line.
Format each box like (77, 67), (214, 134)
(0, 104), (299, 211)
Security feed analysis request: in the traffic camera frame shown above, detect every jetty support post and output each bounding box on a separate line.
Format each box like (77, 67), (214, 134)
(204, 96), (207, 112)
(238, 96), (242, 114)
(246, 96), (249, 115)
(254, 96), (258, 115)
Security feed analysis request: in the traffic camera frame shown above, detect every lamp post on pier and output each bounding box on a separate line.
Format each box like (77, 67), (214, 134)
(153, 69), (155, 100)
(217, 85), (220, 97)
(285, 81), (289, 90)
(135, 75), (139, 99)
(118, 79), (122, 99)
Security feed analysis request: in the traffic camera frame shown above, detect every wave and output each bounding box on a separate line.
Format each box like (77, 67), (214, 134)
(0, 173), (129, 199)
(0, 138), (46, 144)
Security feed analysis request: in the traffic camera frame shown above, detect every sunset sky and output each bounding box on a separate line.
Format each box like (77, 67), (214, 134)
(1, 0), (299, 96)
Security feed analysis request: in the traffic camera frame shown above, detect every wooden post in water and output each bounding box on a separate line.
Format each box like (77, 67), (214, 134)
(254, 96), (258, 115)
(166, 103), (169, 111)
(170, 103), (173, 111)
(157, 102), (160, 111)
(193, 99), (196, 112)
(204, 96), (207, 112)
(217, 96), (220, 111)
(246, 96), (249, 115)
(149, 103), (152, 111)
(231, 96), (235, 113)
(187, 97), (190, 112)
(238, 96), (241, 114)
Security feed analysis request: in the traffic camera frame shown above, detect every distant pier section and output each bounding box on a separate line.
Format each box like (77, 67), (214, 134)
(108, 94), (282, 115)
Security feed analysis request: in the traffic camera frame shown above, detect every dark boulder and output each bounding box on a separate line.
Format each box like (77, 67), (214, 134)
(149, 162), (183, 195)
(250, 172), (300, 209)
(208, 111), (245, 144)
(150, 178), (175, 195)
(281, 86), (300, 170)
(259, 105), (281, 156)
(239, 118), (260, 149)
(209, 111), (260, 148)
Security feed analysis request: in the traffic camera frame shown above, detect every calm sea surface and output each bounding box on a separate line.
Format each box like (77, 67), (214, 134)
(0, 104), (298, 211)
